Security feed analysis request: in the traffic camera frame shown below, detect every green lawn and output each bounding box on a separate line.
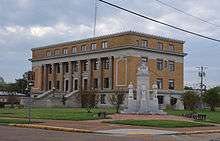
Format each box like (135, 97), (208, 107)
(0, 108), (115, 121)
(165, 108), (220, 124)
(0, 118), (33, 125)
(110, 120), (211, 128)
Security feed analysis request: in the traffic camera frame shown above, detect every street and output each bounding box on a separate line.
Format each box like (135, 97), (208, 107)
(0, 126), (220, 141)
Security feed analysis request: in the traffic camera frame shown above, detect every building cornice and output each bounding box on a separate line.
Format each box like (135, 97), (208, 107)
(31, 31), (185, 51)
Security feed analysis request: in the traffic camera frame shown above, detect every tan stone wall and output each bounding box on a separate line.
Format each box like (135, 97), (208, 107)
(32, 66), (43, 93)
(32, 34), (184, 60)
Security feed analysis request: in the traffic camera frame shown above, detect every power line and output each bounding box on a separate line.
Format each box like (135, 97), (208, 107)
(93, 0), (98, 37)
(98, 0), (220, 43)
(154, 0), (220, 28)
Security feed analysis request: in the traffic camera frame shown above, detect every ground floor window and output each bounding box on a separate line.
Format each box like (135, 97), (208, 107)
(83, 79), (88, 90)
(65, 80), (69, 92)
(48, 81), (52, 90)
(74, 79), (78, 90)
(103, 78), (109, 88)
(56, 81), (60, 90)
(100, 94), (106, 104)
(157, 95), (164, 104)
(94, 78), (98, 89)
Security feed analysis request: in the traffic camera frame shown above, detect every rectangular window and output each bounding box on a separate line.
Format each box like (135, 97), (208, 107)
(102, 59), (110, 69)
(83, 79), (88, 90)
(65, 80), (69, 92)
(168, 61), (175, 72)
(169, 79), (175, 90)
(168, 44), (174, 52)
(101, 41), (108, 49)
(100, 94), (106, 104)
(81, 45), (87, 52)
(104, 78), (109, 88)
(82, 61), (88, 72)
(73, 62), (78, 72)
(46, 51), (52, 57)
(94, 78), (98, 89)
(65, 63), (69, 73)
(48, 65), (52, 74)
(157, 42), (163, 50)
(142, 40), (148, 48)
(56, 81), (60, 90)
(91, 43), (96, 50)
(93, 59), (98, 70)
(63, 49), (68, 55)
(54, 50), (60, 56)
(56, 64), (60, 73)
(157, 96), (164, 104)
(157, 59), (163, 70)
(48, 81), (52, 90)
(72, 47), (77, 53)
(74, 79), (78, 90)
(156, 78), (163, 89)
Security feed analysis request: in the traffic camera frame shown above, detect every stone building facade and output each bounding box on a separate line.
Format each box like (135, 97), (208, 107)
(31, 31), (186, 108)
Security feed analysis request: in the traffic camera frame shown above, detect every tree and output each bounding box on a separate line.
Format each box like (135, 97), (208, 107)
(182, 91), (200, 111)
(108, 89), (126, 113)
(79, 90), (100, 113)
(203, 86), (220, 112)
(184, 86), (193, 90)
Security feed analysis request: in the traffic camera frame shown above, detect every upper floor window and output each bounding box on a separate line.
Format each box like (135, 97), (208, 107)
(54, 50), (60, 56)
(157, 59), (163, 70)
(157, 42), (163, 50)
(48, 65), (52, 74)
(101, 41), (108, 49)
(94, 78), (98, 89)
(73, 62), (78, 72)
(82, 61), (88, 72)
(102, 59), (109, 69)
(93, 59), (98, 70)
(168, 44), (174, 52)
(156, 78), (163, 89)
(142, 40), (148, 48)
(72, 47), (77, 53)
(168, 61), (175, 72)
(168, 79), (175, 90)
(91, 43), (96, 50)
(65, 63), (69, 73)
(46, 51), (52, 57)
(56, 64), (60, 73)
(81, 45), (87, 52)
(63, 49), (68, 55)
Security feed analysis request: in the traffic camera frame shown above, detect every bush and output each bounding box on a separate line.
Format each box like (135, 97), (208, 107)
(108, 90), (126, 113)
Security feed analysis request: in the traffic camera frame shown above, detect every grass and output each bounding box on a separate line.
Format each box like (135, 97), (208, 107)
(165, 108), (220, 124)
(0, 107), (115, 121)
(109, 120), (211, 128)
(0, 118), (33, 125)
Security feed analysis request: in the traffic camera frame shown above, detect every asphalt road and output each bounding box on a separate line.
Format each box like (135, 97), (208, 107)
(0, 125), (220, 141)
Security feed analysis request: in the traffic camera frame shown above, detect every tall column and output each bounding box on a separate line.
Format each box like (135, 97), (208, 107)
(78, 60), (82, 91)
(97, 58), (102, 90)
(68, 61), (73, 92)
(43, 64), (48, 91)
(52, 63), (56, 89)
(109, 56), (113, 90)
(59, 62), (64, 91)
(88, 59), (92, 90)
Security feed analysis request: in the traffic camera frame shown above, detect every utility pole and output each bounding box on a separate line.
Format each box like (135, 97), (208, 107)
(196, 66), (207, 96)
(93, 0), (98, 37)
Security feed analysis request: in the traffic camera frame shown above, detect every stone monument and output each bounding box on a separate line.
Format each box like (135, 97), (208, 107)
(123, 59), (165, 114)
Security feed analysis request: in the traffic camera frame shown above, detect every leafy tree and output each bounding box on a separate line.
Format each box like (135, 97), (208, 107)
(184, 86), (193, 90)
(108, 90), (126, 113)
(203, 86), (220, 112)
(182, 91), (200, 111)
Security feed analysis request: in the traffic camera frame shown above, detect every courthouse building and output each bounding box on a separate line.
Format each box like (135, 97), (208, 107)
(31, 31), (186, 107)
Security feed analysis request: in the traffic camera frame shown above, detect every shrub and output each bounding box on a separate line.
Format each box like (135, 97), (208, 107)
(182, 91), (200, 111)
(203, 86), (220, 112)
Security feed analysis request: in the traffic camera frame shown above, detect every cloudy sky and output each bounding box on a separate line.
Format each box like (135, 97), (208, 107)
(0, 0), (220, 88)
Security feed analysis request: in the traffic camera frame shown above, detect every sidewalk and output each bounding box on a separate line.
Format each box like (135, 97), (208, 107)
(7, 114), (220, 135)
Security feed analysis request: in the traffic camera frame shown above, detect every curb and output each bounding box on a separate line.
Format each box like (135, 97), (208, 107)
(9, 124), (95, 134)
(174, 129), (220, 135)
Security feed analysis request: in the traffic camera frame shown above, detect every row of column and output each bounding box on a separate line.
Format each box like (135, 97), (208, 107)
(42, 57), (114, 92)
